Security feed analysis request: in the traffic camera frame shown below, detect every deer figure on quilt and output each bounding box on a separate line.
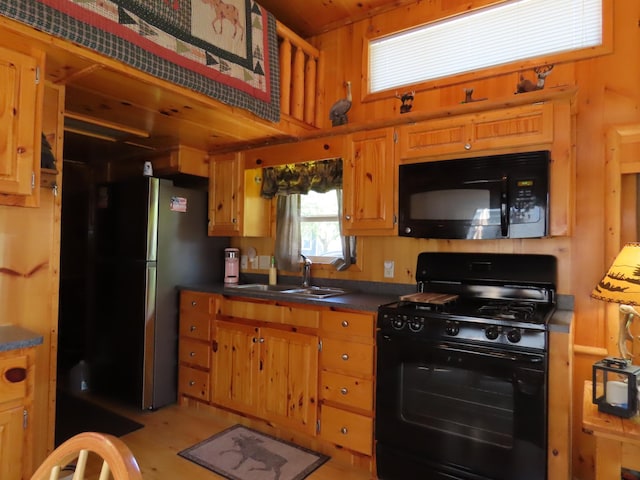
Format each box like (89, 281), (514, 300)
(202, 0), (245, 41)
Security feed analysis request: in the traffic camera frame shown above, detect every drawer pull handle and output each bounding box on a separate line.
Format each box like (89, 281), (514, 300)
(340, 387), (348, 395)
(340, 427), (348, 435)
(341, 320), (349, 328)
(341, 353), (349, 361)
(189, 352), (196, 357)
(190, 325), (196, 332)
(191, 301), (197, 307)
(5, 367), (27, 383)
(189, 381), (196, 386)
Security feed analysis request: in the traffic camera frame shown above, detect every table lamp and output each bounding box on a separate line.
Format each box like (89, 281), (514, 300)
(591, 242), (640, 360)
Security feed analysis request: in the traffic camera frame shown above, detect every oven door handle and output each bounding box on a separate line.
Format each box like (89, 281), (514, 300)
(438, 343), (543, 364)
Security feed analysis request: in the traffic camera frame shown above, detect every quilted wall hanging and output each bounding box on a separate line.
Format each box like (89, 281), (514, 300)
(0, 0), (280, 122)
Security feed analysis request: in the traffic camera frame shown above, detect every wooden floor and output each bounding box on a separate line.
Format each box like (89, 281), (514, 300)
(84, 398), (375, 480)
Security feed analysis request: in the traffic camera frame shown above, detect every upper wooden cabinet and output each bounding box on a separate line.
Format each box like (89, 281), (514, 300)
(0, 44), (44, 207)
(208, 152), (271, 237)
(398, 102), (554, 161)
(152, 145), (209, 178)
(343, 128), (396, 236)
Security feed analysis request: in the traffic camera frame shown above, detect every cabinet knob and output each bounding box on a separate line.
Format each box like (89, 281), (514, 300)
(341, 353), (349, 361)
(189, 351), (196, 357)
(190, 325), (196, 332)
(340, 387), (348, 395)
(345, 215), (351, 221)
(191, 301), (197, 307)
(341, 320), (349, 328)
(340, 427), (348, 435)
(464, 143), (472, 150)
(259, 337), (265, 343)
(252, 337), (258, 343)
(232, 218), (237, 224)
(189, 380), (196, 386)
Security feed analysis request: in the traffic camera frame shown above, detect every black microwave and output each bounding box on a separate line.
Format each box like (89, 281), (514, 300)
(398, 150), (550, 240)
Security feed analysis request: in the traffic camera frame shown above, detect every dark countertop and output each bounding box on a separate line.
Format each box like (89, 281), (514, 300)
(179, 282), (402, 312)
(0, 325), (44, 352)
(179, 280), (575, 327)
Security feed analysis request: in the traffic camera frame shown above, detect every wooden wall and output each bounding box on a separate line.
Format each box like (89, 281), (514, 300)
(234, 1), (640, 479)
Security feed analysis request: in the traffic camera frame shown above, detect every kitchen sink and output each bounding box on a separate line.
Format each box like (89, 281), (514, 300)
(225, 283), (350, 298)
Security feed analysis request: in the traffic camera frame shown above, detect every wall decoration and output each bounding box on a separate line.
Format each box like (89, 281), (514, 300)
(329, 81), (352, 127)
(0, 0), (280, 122)
(460, 88), (486, 104)
(516, 65), (555, 94)
(395, 90), (415, 113)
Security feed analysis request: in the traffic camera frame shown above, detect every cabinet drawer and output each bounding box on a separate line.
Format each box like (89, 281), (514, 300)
(178, 366), (210, 402)
(321, 311), (374, 339)
(180, 291), (213, 315)
(179, 339), (210, 369)
(0, 355), (27, 404)
(320, 371), (373, 412)
(320, 405), (373, 455)
(180, 314), (211, 341)
(321, 339), (373, 376)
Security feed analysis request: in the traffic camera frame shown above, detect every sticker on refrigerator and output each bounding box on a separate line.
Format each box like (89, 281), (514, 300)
(169, 196), (187, 212)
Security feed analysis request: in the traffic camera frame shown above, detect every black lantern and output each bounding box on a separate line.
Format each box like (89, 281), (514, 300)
(592, 357), (640, 418)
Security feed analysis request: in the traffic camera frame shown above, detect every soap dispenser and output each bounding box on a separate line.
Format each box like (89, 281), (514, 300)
(269, 256), (277, 285)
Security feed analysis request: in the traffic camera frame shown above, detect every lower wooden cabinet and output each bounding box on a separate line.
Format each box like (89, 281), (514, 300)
(0, 347), (35, 480)
(319, 310), (376, 456)
(178, 293), (377, 458)
(178, 291), (217, 404)
(212, 318), (319, 436)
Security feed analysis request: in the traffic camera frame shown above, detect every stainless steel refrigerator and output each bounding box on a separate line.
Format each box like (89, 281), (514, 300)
(92, 177), (228, 410)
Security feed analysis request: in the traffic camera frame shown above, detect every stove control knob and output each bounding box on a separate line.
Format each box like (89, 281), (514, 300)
(485, 326), (500, 340)
(445, 321), (460, 336)
(507, 329), (522, 343)
(408, 316), (424, 332)
(391, 315), (406, 330)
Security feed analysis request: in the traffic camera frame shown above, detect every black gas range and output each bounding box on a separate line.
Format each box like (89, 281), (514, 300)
(375, 252), (557, 480)
(378, 252), (556, 352)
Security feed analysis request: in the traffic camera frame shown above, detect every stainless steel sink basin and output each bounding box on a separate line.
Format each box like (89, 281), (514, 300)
(225, 284), (349, 298)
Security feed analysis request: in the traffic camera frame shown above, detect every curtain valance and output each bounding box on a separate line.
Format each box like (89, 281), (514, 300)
(260, 159), (342, 199)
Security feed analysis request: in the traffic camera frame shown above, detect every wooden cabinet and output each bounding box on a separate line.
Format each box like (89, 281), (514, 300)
(212, 299), (319, 436)
(319, 310), (375, 456)
(343, 128), (397, 236)
(0, 347), (36, 480)
(398, 102), (553, 160)
(152, 145), (209, 177)
(178, 291), (217, 403)
(0, 43), (44, 207)
(208, 152), (271, 237)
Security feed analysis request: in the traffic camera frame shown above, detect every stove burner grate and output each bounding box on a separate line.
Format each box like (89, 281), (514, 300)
(477, 301), (536, 321)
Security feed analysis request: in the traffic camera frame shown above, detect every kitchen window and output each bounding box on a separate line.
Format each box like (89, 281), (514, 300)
(368, 0), (607, 94)
(261, 159), (356, 271)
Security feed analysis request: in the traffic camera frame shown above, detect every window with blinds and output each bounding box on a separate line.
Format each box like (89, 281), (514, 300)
(369, 0), (603, 94)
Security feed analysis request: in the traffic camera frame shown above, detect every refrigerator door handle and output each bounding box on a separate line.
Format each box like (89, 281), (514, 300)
(142, 264), (157, 410)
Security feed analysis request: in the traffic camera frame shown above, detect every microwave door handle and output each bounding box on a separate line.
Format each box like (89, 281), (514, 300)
(500, 175), (509, 236)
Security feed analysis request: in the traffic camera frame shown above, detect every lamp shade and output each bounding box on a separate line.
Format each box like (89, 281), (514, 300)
(592, 243), (640, 306)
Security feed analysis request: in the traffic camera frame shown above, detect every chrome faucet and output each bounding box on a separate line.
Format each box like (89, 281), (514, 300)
(300, 254), (312, 287)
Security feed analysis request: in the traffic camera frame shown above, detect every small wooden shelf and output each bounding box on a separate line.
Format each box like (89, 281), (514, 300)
(582, 380), (640, 479)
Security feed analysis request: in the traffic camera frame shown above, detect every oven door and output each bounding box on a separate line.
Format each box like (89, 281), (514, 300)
(375, 332), (547, 480)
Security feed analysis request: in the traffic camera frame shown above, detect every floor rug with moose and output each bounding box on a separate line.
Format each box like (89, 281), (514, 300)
(178, 424), (329, 480)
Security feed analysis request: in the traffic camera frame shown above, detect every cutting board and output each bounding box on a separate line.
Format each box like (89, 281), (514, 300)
(399, 292), (459, 304)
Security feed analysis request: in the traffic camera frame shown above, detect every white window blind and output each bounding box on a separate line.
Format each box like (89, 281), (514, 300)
(369, 0), (602, 93)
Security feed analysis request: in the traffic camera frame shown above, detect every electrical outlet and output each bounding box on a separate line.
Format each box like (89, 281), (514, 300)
(384, 260), (394, 278)
(240, 255), (248, 269)
(258, 255), (270, 270)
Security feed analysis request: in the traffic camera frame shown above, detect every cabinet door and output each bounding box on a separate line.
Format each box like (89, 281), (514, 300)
(343, 128), (396, 235)
(208, 153), (241, 236)
(260, 328), (319, 436)
(211, 320), (259, 414)
(0, 46), (40, 201)
(0, 406), (24, 480)
(398, 117), (469, 159)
